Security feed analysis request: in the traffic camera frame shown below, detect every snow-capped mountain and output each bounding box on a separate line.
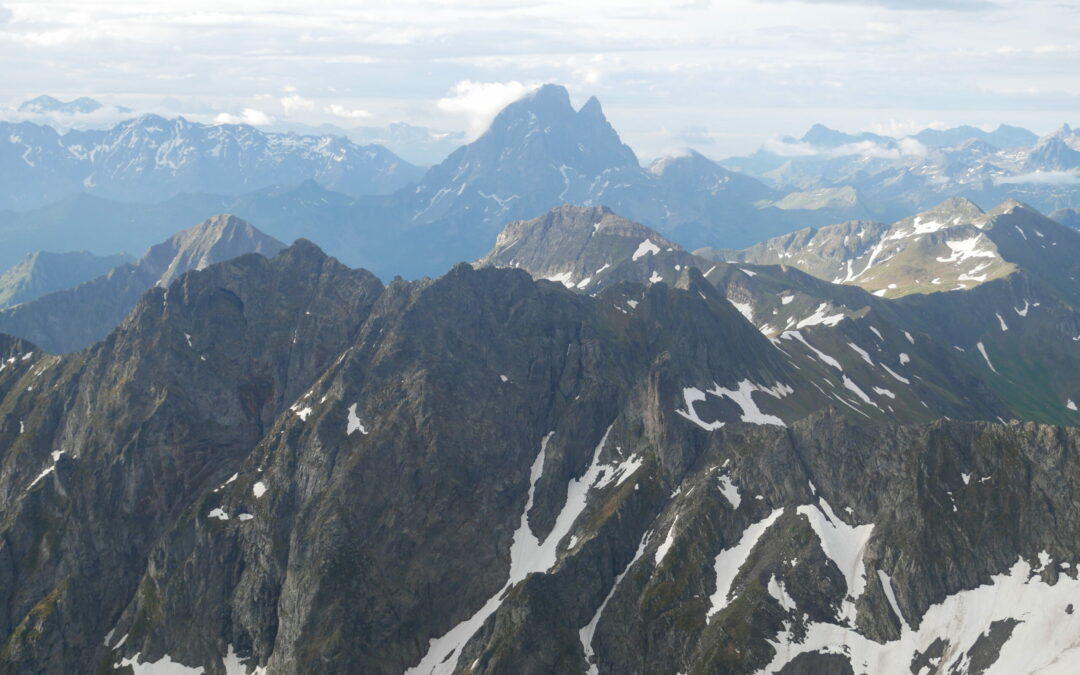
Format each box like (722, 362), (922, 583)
(0, 115), (424, 210)
(692, 196), (1080, 425)
(708, 197), (1080, 301)
(723, 122), (1080, 223)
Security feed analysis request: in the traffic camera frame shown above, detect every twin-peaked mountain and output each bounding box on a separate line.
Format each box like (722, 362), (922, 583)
(350, 84), (784, 277)
(0, 114), (424, 210)
(1, 220), (1080, 673)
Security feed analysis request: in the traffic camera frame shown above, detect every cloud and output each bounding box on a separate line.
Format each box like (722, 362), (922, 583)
(676, 125), (717, 145)
(897, 137), (928, 157)
(325, 103), (372, 120)
(762, 137), (927, 159)
(0, 5), (11, 24)
(213, 108), (272, 126)
(869, 119), (947, 138)
(763, 138), (824, 157)
(7, 104), (135, 131)
(996, 170), (1080, 186)
(280, 94), (314, 115)
(758, 0), (998, 9)
(436, 80), (536, 139)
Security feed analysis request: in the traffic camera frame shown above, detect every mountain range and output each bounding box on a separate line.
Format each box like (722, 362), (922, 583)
(0, 114), (423, 210)
(722, 122), (1080, 225)
(1, 191), (1080, 672)
(0, 86), (837, 279)
(3, 85), (1079, 282)
(16, 95), (113, 116)
(3, 80), (1080, 674)
(481, 200), (1080, 427)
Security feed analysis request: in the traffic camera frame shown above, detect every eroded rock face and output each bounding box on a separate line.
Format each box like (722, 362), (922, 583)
(1, 239), (1079, 674)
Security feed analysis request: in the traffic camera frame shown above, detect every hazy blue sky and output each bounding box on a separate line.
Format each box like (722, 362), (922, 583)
(1, 0), (1077, 157)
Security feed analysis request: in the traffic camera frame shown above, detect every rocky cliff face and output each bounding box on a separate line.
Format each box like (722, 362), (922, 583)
(0, 214), (285, 353)
(1, 235), (1079, 674)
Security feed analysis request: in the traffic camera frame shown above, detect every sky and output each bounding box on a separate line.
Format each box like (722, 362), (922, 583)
(0, 0), (1078, 159)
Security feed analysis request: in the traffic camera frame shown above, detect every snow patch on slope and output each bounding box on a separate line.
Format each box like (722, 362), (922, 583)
(763, 555), (1080, 675)
(797, 499), (874, 623)
(707, 508), (785, 622)
(632, 239), (660, 261)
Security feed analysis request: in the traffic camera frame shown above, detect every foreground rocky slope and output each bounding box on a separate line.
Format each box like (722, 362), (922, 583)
(1, 236), (1079, 673)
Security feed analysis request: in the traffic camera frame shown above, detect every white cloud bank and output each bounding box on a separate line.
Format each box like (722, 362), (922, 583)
(763, 136), (928, 160)
(996, 170), (1080, 186)
(325, 104), (372, 120)
(280, 94), (315, 115)
(213, 108), (273, 126)
(436, 80), (537, 139)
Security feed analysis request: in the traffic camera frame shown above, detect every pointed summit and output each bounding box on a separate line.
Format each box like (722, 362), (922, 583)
(1026, 133), (1080, 170)
(578, 95), (605, 120)
(409, 84), (639, 231)
(987, 197), (1032, 217)
(484, 83), (575, 137)
(477, 205), (692, 293)
(916, 197), (986, 225)
(528, 82), (573, 107)
(149, 214), (287, 286)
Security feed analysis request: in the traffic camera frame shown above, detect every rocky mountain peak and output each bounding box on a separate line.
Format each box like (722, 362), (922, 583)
(913, 196), (986, 224)
(647, 149), (711, 176)
(987, 197), (1032, 217)
(801, 123), (843, 146)
(484, 83), (574, 136)
(1049, 123), (1074, 139)
(578, 94), (605, 120)
(1026, 133), (1080, 170)
(150, 214), (287, 286)
(479, 205), (706, 294)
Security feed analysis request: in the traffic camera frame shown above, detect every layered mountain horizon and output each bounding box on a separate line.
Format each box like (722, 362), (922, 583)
(5, 84), (1078, 282)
